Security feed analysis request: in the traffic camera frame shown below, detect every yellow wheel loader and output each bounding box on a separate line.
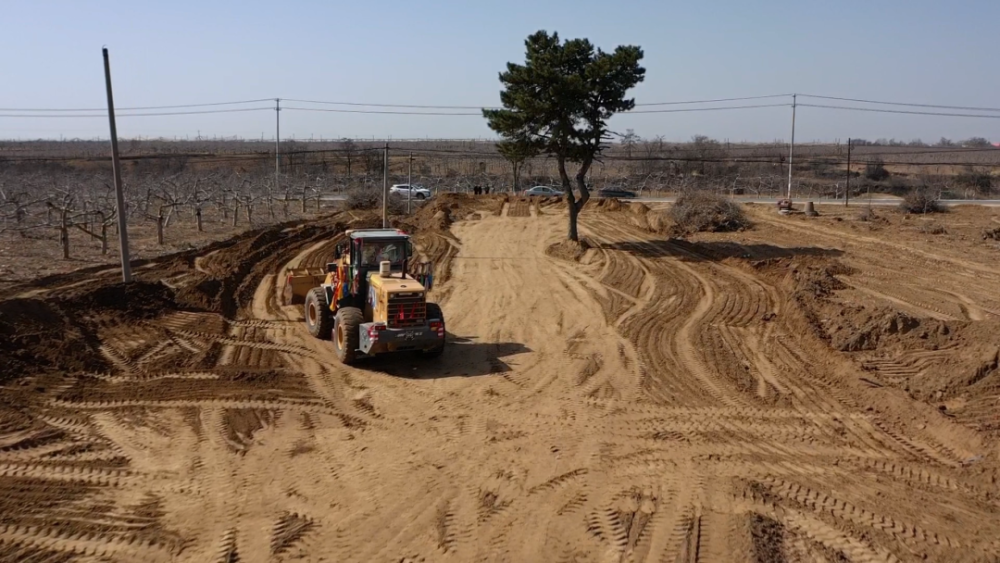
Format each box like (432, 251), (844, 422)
(282, 229), (444, 364)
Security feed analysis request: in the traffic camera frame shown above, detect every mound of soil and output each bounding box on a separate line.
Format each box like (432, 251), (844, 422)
(409, 194), (507, 231)
(0, 284), (180, 384)
(0, 298), (105, 383)
(591, 198), (625, 212)
(546, 239), (591, 262)
(751, 254), (1000, 406)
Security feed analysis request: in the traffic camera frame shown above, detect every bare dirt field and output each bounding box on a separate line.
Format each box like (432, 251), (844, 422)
(0, 194), (999, 562)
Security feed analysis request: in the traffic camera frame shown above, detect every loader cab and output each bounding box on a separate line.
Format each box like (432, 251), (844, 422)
(346, 230), (414, 274)
(338, 230), (415, 306)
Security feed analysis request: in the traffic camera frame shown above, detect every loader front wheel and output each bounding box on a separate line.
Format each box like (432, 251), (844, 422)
(334, 307), (363, 364)
(304, 288), (333, 340)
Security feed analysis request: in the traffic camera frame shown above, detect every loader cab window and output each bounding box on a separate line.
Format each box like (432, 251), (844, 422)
(358, 239), (408, 268)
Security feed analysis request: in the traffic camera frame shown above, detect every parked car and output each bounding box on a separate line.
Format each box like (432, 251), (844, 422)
(389, 184), (432, 200)
(596, 187), (637, 199)
(523, 186), (562, 197)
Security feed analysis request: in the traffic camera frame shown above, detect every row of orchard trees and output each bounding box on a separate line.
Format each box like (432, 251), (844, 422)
(0, 165), (344, 259)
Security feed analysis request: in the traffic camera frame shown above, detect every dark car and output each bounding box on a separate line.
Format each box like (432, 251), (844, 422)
(596, 187), (637, 199)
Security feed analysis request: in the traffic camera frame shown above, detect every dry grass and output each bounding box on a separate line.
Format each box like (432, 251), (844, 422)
(670, 192), (752, 234)
(899, 190), (946, 214)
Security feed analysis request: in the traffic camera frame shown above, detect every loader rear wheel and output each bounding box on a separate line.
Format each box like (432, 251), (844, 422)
(334, 307), (363, 364)
(304, 288), (333, 340)
(420, 303), (445, 359)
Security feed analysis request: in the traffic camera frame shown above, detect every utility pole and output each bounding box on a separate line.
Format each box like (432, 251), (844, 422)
(102, 47), (131, 283)
(382, 143), (389, 228)
(845, 138), (852, 207)
(407, 152), (413, 215)
(787, 94), (796, 200)
(275, 98), (281, 192)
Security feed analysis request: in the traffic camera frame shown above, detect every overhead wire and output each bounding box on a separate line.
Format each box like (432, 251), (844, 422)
(0, 99), (275, 113)
(0, 107), (274, 118)
(282, 106), (481, 116)
(798, 103), (1000, 119)
(797, 94), (1000, 113)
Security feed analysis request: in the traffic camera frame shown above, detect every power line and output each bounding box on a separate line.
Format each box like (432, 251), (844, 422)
(282, 93), (793, 109)
(635, 94), (792, 107)
(798, 103), (1000, 119)
(284, 98), (489, 110)
(0, 98), (275, 113)
(0, 107), (274, 118)
(627, 103), (790, 114)
(798, 94), (1000, 113)
(283, 106), (482, 116)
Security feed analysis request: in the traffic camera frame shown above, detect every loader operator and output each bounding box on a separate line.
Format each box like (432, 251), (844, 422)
(360, 242), (403, 268)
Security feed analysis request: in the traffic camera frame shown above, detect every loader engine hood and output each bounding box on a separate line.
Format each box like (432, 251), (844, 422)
(370, 274), (426, 294)
(368, 274), (428, 328)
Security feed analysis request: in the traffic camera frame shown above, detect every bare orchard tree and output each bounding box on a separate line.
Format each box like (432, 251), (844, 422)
(227, 172), (263, 227)
(0, 177), (47, 230)
(339, 138), (358, 179)
(44, 187), (82, 259)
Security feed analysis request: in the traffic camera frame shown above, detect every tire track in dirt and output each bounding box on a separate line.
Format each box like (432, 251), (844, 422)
(3, 206), (999, 562)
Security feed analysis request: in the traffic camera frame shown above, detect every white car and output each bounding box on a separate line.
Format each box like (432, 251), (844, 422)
(389, 184), (432, 200)
(523, 186), (562, 197)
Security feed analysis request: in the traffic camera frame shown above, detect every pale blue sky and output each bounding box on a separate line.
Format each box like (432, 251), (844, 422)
(2, 0), (998, 142)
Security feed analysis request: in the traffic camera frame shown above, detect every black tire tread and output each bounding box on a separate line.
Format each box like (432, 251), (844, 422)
(334, 307), (364, 364)
(304, 287), (333, 340)
(421, 303), (445, 358)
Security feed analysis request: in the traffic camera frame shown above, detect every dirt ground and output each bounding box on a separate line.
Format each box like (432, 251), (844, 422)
(0, 194), (999, 562)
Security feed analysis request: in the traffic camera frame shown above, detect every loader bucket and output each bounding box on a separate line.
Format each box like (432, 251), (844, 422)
(282, 268), (327, 306)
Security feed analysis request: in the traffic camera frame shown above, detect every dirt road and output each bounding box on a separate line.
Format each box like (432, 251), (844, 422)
(1, 200), (998, 562)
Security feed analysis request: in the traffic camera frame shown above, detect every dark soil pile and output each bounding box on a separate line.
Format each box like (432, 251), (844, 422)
(0, 298), (105, 384)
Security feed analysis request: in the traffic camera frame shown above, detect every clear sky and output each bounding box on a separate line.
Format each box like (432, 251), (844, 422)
(2, 0), (998, 143)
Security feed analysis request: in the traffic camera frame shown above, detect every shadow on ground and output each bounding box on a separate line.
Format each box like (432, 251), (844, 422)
(600, 239), (843, 262)
(361, 333), (531, 379)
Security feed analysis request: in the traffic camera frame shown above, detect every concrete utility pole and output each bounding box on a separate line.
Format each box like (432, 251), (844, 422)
(275, 98), (281, 191)
(382, 143), (389, 228)
(407, 152), (413, 215)
(787, 94), (797, 200)
(102, 47), (131, 283)
(845, 138), (852, 207)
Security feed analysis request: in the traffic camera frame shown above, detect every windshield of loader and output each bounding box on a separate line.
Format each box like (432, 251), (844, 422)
(358, 239), (409, 268)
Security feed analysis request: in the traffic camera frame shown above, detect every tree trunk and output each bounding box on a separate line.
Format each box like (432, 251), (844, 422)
(567, 200), (580, 241)
(60, 211), (69, 259)
(301, 189), (307, 213)
(246, 204), (253, 225)
(232, 203), (240, 227)
(157, 211), (164, 245)
(196, 208), (203, 232)
(557, 157), (579, 242)
(101, 224), (108, 255)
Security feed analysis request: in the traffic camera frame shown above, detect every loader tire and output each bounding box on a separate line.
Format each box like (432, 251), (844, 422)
(420, 303), (445, 359)
(304, 288), (333, 340)
(334, 307), (363, 364)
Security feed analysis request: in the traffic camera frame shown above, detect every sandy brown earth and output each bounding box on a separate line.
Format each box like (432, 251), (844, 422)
(0, 195), (999, 562)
